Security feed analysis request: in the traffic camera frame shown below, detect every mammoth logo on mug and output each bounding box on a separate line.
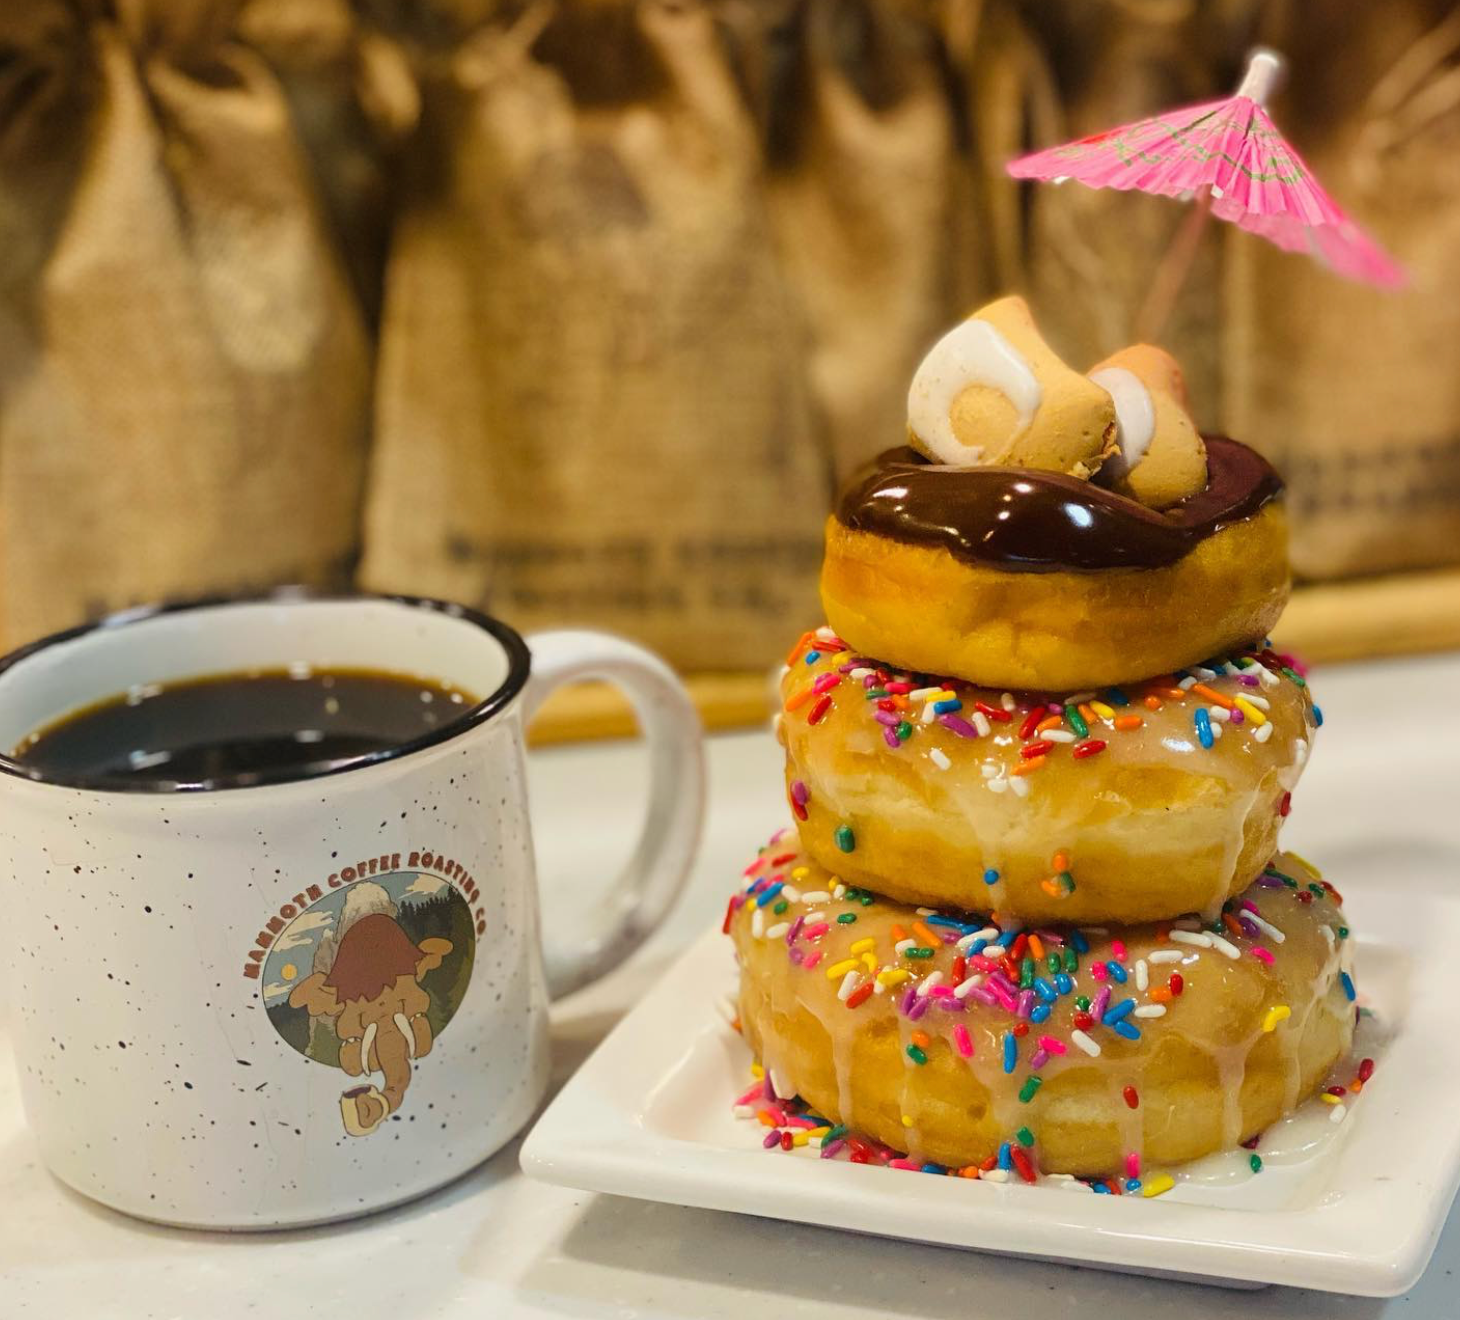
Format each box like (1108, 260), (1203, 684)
(245, 848), (485, 1138)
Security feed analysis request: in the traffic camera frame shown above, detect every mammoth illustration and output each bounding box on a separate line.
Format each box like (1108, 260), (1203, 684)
(289, 913), (453, 1136)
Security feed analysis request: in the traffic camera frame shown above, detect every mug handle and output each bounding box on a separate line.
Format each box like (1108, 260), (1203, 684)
(521, 630), (705, 998)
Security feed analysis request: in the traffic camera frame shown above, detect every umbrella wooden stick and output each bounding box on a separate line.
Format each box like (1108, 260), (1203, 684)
(1133, 191), (1212, 342)
(1132, 51), (1287, 342)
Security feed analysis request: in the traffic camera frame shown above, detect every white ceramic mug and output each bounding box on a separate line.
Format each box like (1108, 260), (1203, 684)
(0, 593), (703, 1229)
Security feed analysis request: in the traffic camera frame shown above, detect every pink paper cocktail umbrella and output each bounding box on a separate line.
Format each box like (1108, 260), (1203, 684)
(1007, 49), (1404, 336)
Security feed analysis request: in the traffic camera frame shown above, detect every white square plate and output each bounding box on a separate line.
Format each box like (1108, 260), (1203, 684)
(522, 855), (1460, 1296)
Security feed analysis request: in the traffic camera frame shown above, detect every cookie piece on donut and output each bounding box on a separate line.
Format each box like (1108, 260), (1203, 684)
(781, 635), (1316, 924)
(908, 297), (1116, 477)
(731, 842), (1355, 1178)
(1089, 344), (1207, 509)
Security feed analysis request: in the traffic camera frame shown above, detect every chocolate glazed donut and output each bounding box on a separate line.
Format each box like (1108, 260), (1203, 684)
(821, 437), (1290, 690)
(838, 438), (1282, 572)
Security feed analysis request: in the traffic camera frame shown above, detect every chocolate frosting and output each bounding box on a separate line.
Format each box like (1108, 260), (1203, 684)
(834, 436), (1282, 573)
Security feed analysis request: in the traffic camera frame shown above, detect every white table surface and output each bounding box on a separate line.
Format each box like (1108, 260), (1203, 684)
(4, 651), (1460, 1318)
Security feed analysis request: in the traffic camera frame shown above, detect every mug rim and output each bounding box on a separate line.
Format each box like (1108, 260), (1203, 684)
(0, 589), (533, 795)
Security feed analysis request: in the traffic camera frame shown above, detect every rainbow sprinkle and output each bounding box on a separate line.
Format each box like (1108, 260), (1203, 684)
(781, 632), (1318, 822)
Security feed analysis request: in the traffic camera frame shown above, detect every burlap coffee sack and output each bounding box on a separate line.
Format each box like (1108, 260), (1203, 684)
(940, 0), (1054, 297)
(751, 0), (963, 479)
(241, 0), (409, 327)
(358, 0), (828, 670)
(0, 0), (371, 647)
(1223, 0), (1460, 579)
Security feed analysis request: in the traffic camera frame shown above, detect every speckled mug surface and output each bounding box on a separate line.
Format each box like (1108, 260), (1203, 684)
(0, 594), (703, 1229)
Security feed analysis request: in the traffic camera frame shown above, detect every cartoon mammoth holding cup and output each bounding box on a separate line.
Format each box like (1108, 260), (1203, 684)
(289, 913), (453, 1136)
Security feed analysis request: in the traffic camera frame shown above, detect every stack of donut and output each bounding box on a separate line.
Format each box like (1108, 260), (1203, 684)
(726, 298), (1359, 1188)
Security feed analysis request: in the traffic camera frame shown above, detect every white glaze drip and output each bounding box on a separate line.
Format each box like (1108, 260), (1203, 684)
(832, 1015), (855, 1123)
(1213, 1042), (1250, 1150)
(895, 1010), (922, 1149)
(1115, 1073), (1145, 1168)
(1089, 366), (1155, 479)
(1176, 1014), (1381, 1191)
(792, 979), (855, 1127)
(907, 320), (1042, 465)
(1281, 1032), (1303, 1114)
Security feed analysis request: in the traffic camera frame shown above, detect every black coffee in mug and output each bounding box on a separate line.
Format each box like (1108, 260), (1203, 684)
(11, 668), (480, 784)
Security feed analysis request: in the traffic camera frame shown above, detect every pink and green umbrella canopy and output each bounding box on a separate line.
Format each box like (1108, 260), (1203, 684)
(1007, 49), (1404, 288)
